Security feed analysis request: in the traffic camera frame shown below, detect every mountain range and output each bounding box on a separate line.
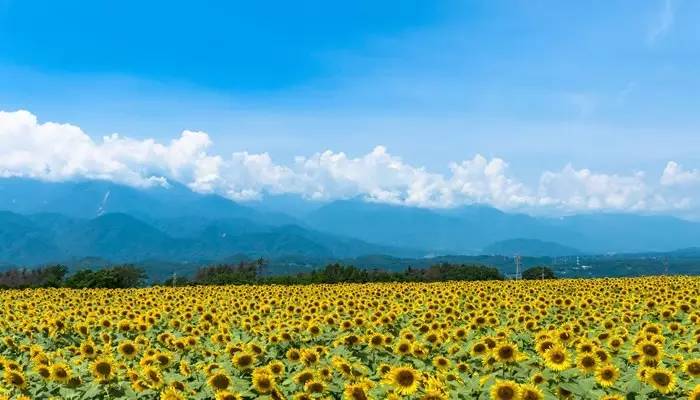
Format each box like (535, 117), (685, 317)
(2, 177), (700, 267)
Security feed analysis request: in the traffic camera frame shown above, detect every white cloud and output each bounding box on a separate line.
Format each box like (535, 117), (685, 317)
(538, 165), (655, 211)
(448, 155), (534, 209)
(661, 161), (700, 186)
(0, 109), (696, 214)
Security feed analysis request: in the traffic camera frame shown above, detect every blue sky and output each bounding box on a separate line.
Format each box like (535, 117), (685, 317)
(1, 1), (700, 215)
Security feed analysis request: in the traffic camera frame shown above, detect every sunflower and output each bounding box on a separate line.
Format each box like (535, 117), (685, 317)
(394, 339), (412, 356)
(216, 391), (243, 400)
(293, 369), (315, 386)
(154, 352), (172, 368)
(599, 395), (624, 400)
(208, 372), (231, 392)
(531, 373), (545, 385)
(420, 390), (448, 400)
(432, 356), (451, 370)
(490, 380), (520, 400)
(493, 343), (518, 363)
(117, 340), (139, 359)
(383, 366), (421, 395)
(595, 364), (619, 387)
(471, 341), (488, 357)
(684, 359), (700, 378)
(519, 384), (543, 400)
(143, 366), (164, 389)
(3, 369), (27, 390)
(267, 360), (285, 376)
(160, 387), (185, 400)
(576, 353), (598, 373)
(301, 349), (319, 366)
(367, 332), (385, 347)
(688, 385), (700, 400)
(304, 379), (326, 394)
(50, 363), (71, 384)
(179, 361), (191, 376)
(636, 340), (663, 361)
(343, 382), (372, 400)
(79, 341), (97, 359)
(232, 351), (256, 370)
(534, 339), (556, 355)
(543, 345), (570, 371)
(252, 370), (275, 394)
(91, 358), (115, 383)
(645, 367), (676, 394)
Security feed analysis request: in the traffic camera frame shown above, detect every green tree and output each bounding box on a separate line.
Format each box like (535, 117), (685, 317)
(522, 266), (556, 280)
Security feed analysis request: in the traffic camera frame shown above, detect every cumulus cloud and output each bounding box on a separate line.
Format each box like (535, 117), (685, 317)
(0, 110), (213, 188)
(660, 161), (700, 186)
(0, 109), (696, 214)
(538, 165), (654, 211)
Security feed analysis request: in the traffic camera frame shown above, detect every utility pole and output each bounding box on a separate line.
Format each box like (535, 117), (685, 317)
(172, 271), (176, 288)
(515, 255), (521, 280)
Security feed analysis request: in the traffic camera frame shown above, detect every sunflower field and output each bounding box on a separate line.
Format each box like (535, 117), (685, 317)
(0, 277), (699, 400)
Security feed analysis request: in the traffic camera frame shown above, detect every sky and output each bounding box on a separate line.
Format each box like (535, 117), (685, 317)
(1, 0), (700, 217)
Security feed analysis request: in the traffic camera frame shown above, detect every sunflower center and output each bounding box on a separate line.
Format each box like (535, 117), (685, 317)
(551, 352), (565, 363)
(652, 372), (670, 386)
(211, 374), (230, 389)
(396, 370), (415, 387)
(688, 362), (700, 375)
(499, 347), (514, 359)
(522, 390), (540, 400)
(95, 362), (111, 376)
(351, 387), (368, 400)
(308, 382), (324, 392)
(9, 372), (24, 386)
(642, 344), (658, 356)
(497, 386), (516, 400)
(258, 376), (272, 389)
(238, 355), (252, 366)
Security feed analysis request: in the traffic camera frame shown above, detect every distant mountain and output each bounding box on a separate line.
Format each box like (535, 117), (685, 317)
(305, 200), (700, 254)
(242, 194), (327, 219)
(0, 211), (413, 266)
(0, 178), (296, 225)
(4, 178), (700, 262)
(548, 214), (700, 253)
(305, 200), (582, 253)
(482, 238), (582, 257)
(666, 247), (700, 257)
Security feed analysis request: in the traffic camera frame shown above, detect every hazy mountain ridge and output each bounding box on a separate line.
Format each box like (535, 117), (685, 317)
(2, 178), (700, 267)
(305, 199), (700, 254)
(482, 239), (582, 257)
(0, 211), (411, 266)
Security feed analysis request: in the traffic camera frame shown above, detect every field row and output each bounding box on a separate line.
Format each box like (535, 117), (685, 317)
(0, 277), (699, 399)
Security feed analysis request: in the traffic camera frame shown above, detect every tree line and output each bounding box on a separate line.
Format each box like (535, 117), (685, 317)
(0, 264), (148, 289)
(0, 260), (555, 289)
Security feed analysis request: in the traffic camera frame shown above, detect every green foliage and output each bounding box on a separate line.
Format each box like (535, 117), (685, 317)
(522, 266), (556, 280)
(181, 261), (503, 286)
(193, 259), (265, 285)
(0, 264), (67, 288)
(410, 262), (504, 281)
(63, 265), (147, 288)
